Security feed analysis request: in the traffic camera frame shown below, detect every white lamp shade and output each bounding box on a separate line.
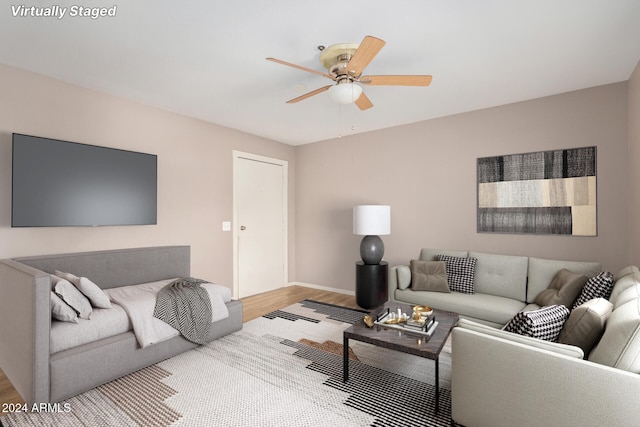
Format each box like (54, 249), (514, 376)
(353, 205), (391, 235)
(328, 83), (363, 104)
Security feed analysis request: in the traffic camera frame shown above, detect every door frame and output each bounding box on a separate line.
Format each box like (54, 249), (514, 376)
(232, 150), (288, 299)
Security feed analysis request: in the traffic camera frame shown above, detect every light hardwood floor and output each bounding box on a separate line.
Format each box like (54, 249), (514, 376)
(0, 285), (357, 415)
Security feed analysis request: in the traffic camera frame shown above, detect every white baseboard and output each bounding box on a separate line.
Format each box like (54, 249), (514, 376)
(286, 281), (355, 296)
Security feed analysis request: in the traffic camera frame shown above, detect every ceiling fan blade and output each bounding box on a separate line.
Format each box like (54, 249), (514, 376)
(266, 57), (335, 80)
(360, 75), (433, 86)
(286, 85), (332, 104)
(354, 92), (373, 110)
(345, 36), (386, 78)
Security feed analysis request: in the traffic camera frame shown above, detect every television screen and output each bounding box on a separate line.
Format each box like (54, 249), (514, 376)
(12, 133), (157, 227)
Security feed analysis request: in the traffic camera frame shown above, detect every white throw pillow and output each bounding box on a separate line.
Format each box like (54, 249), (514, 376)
(52, 275), (92, 319)
(55, 270), (80, 284)
(50, 292), (79, 323)
(55, 270), (111, 309)
(77, 277), (112, 308)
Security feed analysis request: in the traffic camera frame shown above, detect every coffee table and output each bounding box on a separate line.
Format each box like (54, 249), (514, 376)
(343, 301), (459, 414)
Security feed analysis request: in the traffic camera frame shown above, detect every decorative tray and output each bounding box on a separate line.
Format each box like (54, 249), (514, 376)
(373, 308), (438, 338)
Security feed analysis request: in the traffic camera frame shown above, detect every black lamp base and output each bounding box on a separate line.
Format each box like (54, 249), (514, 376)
(356, 261), (388, 309)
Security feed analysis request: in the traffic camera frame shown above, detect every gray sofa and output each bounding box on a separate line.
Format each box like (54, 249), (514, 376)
(388, 248), (602, 327)
(0, 246), (243, 405)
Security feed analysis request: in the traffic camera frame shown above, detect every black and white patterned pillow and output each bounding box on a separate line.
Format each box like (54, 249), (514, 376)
(572, 271), (615, 310)
(503, 305), (570, 341)
(436, 255), (477, 294)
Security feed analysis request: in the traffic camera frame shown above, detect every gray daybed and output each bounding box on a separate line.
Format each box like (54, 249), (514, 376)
(0, 246), (243, 405)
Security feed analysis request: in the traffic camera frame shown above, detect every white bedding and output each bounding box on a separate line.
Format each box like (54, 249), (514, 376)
(50, 303), (131, 354)
(105, 278), (231, 348)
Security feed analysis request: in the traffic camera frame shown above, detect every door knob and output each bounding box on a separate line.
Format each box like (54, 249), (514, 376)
(240, 226), (246, 231)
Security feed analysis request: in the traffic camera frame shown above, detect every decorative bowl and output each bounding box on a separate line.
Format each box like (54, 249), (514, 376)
(413, 305), (433, 317)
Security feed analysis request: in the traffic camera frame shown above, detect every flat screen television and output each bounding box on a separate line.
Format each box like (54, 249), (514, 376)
(12, 133), (157, 227)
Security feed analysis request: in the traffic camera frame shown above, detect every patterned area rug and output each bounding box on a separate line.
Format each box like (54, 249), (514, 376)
(1, 300), (452, 427)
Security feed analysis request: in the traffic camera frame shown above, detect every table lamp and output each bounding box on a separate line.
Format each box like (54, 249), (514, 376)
(353, 205), (391, 264)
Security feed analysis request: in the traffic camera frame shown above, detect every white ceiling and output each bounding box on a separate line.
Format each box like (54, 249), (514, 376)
(2, 1), (640, 146)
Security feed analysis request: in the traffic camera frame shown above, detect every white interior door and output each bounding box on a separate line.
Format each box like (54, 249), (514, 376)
(233, 152), (287, 299)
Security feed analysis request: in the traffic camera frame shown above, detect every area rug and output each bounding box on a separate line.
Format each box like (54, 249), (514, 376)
(1, 300), (452, 427)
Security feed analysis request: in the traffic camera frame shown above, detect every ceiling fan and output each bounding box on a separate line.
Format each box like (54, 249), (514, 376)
(266, 35), (432, 111)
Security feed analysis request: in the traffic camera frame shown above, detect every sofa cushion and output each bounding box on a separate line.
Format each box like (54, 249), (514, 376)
(396, 265), (412, 290)
(609, 272), (640, 307)
(588, 298), (640, 372)
(572, 271), (614, 309)
(395, 288), (526, 327)
(527, 257), (602, 303)
(437, 255), (477, 294)
(534, 269), (588, 309)
(469, 251), (528, 301)
(503, 305), (570, 341)
(409, 260), (449, 292)
(51, 275), (92, 319)
(558, 298), (613, 356)
(50, 292), (79, 323)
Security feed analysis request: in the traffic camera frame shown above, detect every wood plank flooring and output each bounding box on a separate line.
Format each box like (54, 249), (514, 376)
(0, 285), (357, 415)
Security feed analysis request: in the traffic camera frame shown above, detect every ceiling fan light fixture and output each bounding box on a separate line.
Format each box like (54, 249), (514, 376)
(328, 82), (363, 104)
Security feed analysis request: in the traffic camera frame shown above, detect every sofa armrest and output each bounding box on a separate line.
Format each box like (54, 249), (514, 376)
(452, 327), (640, 427)
(0, 259), (51, 404)
(387, 265), (405, 301)
(456, 318), (583, 358)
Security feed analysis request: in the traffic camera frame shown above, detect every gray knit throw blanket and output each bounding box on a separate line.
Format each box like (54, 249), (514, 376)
(153, 277), (212, 344)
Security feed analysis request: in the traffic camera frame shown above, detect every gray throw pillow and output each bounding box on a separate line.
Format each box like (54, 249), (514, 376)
(558, 298), (613, 356)
(534, 269), (588, 309)
(410, 260), (450, 292)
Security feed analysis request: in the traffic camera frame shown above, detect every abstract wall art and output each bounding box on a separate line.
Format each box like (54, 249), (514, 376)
(477, 147), (597, 236)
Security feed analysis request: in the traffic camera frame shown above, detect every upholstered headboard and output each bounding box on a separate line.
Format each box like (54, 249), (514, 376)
(13, 245), (190, 289)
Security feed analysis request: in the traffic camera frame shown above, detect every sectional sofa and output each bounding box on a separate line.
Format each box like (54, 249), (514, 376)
(0, 246), (243, 405)
(450, 264), (640, 426)
(388, 247), (640, 426)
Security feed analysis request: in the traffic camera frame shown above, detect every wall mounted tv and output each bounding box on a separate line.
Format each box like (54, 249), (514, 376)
(12, 133), (157, 227)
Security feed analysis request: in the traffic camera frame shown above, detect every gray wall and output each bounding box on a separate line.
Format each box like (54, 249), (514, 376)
(0, 63), (297, 290)
(296, 82), (630, 292)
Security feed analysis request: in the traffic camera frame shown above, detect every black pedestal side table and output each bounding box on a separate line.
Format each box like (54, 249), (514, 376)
(355, 261), (388, 310)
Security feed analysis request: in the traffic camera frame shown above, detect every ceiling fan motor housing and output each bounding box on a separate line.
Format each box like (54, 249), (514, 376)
(320, 43), (359, 77)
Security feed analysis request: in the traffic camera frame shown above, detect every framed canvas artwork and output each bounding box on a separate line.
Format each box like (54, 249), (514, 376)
(477, 146), (597, 236)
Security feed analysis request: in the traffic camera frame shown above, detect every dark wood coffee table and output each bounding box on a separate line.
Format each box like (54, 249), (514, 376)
(343, 301), (459, 414)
